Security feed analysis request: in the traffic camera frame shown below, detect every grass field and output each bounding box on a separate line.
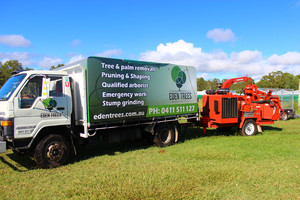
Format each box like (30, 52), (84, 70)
(0, 119), (299, 199)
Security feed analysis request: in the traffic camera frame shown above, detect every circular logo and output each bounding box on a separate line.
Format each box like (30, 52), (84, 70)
(171, 66), (186, 89)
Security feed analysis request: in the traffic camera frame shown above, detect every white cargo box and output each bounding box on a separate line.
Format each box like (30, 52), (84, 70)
(59, 57), (198, 128)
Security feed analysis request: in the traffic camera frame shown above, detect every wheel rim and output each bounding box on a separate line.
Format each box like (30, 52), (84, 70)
(46, 142), (64, 162)
(245, 123), (255, 135)
(160, 128), (171, 144)
(282, 114), (287, 120)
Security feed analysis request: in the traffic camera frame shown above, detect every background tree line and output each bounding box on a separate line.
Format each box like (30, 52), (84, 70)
(0, 60), (299, 90)
(0, 60), (32, 87)
(0, 60), (64, 88)
(198, 71), (299, 91)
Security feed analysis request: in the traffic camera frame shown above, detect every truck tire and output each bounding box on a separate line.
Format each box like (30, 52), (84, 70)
(240, 119), (258, 136)
(153, 123), (175, 147)
(34, 134), (70, 168)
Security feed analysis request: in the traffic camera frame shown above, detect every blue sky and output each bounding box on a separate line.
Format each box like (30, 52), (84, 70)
(1, 0), (300, 81)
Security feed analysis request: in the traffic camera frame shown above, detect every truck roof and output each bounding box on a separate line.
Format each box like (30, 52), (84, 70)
(57, 59), (87, 72)
(18, 70), (68, 76)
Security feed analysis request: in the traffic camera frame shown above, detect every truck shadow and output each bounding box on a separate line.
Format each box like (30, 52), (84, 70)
(0, 153), (36, 171)
(261, 126), (283, 132)
(180, 127), (238, 141)
(1, 126), (283, 170)
(73, 123), (284, 163)
(1, 141), (151, 171)
(72, 139), (151, 164)
(72, 127), (234, 164)
(180, 125), (283, 141)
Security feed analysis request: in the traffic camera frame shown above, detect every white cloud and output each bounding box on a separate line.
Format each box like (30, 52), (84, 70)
(67, 54), (85, 64)
(0, 35), (31, 47)
(71, 39), (81, 48)
(96, 48), (122, 57)
(0, 52), (35, 66)
(139, 39), (300, 80)
(198, 73), (211, 80)
(206, 28), (236, 43)
(230, 50), (262, 64)
(267, 52), (300, 65)
(140, 39), (202, 67)
(66, 49), (122, 64)
(38, 57), (63, 68)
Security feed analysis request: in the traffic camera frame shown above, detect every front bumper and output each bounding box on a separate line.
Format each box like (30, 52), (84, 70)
(0, 117), (13, 153)
(0, 117), (14, 140)
(0, 140), (6, 153)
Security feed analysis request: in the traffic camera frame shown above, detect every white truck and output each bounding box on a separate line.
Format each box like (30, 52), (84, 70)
(0, 56), (198, 168)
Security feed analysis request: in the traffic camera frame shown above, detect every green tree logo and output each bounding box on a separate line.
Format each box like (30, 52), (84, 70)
(171, 66), (186, 90)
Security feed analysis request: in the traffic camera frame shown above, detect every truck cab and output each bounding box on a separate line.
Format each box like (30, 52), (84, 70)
(0, 70), (72, 163)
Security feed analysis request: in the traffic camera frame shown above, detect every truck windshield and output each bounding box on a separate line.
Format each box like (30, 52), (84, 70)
(0, 74), (26, 101)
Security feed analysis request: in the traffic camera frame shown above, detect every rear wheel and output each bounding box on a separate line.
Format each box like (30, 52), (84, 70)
(240, 119), (258, 136)
(34, 134), (70, 168)
(153, 123), (175, 147)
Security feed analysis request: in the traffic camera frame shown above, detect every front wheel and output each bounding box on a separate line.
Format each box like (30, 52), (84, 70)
(34, 134), (70, 168)
(153, 123), (175, 147)
(240, 119), (258, 136)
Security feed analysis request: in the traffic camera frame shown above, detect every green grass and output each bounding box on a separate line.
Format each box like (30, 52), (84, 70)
(0, 119), (299, 199)
(295, 106), (300, 115)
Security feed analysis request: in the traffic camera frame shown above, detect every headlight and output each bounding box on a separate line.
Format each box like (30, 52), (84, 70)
(1, 120), (12, 127)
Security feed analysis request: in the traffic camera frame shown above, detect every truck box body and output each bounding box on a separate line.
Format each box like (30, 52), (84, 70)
(61, 57), (198, 128)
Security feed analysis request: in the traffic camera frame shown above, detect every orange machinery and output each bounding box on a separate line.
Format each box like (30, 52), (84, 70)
(196, 77), (284, 136)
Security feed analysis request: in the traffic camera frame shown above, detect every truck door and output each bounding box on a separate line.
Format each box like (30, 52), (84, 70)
(13, 75), (70, 139)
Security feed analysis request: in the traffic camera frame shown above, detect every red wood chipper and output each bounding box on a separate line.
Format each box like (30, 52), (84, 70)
(194, 77), (284, 135)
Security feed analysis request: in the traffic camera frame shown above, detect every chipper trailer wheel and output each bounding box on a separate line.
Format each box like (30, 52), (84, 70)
(280, 113), (288, 121)
(240, 119), (258, 136)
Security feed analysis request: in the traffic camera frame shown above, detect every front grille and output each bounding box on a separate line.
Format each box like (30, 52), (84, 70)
(222, 98), (237, 118)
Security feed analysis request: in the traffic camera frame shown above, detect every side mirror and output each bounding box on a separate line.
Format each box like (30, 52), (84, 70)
(17, 93), (21, 101)
(18, 93), (22, 108)
(14, 94), (22, 108)
(42, 98), (57, 110)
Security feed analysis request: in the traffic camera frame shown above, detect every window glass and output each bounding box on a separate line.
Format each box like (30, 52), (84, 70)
(49, 77), (63, 97)
(21, 76), (42, 108)
(0, 74), (26, 101)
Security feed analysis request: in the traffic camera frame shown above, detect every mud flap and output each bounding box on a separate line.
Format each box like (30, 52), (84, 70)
(257, 125), (262, 133)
